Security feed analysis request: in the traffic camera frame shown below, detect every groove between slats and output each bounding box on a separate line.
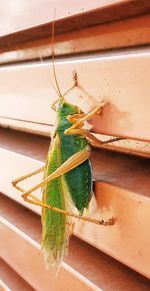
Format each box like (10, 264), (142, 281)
(0, 258), (34, 291)
(0, 122), (150, 157)
(0, 128), (149, 196)
(0, 280), (11, 291)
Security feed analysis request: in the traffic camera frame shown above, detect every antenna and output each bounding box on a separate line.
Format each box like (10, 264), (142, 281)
(51, 9), (64, 100)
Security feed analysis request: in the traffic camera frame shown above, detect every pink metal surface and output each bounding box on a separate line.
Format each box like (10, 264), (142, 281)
(0, 148), (150, 278)
(0, 1), (130, 36)
(0, 219), (100, 291)
(0, 259), (34, 291)
(0, 51), (150, 141)
(0, 14), (149, 65)
(1, 195), (150, 289)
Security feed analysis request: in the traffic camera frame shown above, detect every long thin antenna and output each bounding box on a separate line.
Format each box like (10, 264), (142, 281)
(51, 9), (63, 99)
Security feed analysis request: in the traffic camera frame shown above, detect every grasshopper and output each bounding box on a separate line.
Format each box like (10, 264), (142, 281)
(12, 19), (119, 271)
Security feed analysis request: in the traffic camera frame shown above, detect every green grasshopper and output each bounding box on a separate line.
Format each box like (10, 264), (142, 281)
(12, 20), (118, 272)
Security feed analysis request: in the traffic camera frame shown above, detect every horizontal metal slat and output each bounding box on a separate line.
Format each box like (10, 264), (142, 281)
(0, 259), (34, 291)
(0, 147), (150, 278)
(0, 51), (150, 141)
(0, 0), (122, 37)
(1, 195), (150, 290)
(0, 124), (149, 158)
(1, 14), (149, 65)
(1, 0), (149, 42)
(0, 220), (99, 291)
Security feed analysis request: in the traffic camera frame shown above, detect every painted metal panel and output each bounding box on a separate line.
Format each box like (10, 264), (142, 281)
(0, 259), (34, 291)
(0, 219), (99, 291)
(1, 1), (149, 38)
(0, 51), (150, 141)
(1, 14), (149, 64)
(0, 148), (150, 278)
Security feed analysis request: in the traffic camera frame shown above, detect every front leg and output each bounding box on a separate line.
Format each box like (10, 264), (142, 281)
(65, 101), (106, 134)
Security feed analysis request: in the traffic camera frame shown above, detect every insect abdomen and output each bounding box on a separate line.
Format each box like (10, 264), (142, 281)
(59, 132), (93, 214)
(65, 159), (92, 213)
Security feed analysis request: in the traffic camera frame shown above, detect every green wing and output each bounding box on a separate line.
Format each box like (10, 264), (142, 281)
(41, 135), (72, 270)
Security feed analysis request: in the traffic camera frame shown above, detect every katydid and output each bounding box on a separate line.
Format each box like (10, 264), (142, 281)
(11, 19), (120, 272)
(12, 78), (117, 270)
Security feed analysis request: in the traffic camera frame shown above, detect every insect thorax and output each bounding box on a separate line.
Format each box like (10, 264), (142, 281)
(56, 101), (82, 131)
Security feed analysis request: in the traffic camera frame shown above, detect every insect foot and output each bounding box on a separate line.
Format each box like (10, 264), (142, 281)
(12, 180), (16, 186)
(99, 217), (116, 226)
